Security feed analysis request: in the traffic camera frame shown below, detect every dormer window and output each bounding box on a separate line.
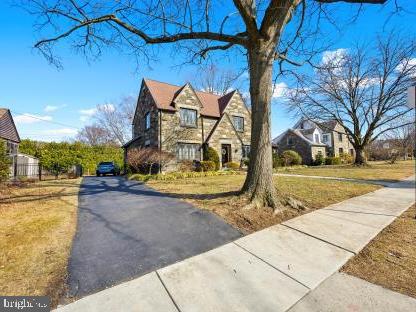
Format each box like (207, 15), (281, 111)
(180, 108), (197, 127)
(314, 134), (319, 143)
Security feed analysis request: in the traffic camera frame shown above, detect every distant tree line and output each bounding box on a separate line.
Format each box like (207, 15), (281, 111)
(19, 139), (123, 175)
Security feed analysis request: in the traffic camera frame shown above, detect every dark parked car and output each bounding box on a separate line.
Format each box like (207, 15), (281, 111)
(96, 162), (120, 176)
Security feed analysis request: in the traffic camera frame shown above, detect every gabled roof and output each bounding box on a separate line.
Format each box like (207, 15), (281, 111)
(317, 120), (338, 132)
(272, 128), (326, 147)
(299, 128), (317, 136)
(0, 108), (20, 143)
(143, 78), (236, 118)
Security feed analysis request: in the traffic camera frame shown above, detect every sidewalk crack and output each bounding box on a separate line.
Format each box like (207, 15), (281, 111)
(156, 271), (182, 312)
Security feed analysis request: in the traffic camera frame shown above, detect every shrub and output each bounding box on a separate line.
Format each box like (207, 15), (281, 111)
(0, 141), (11, 181)
(325, 156), (341, 165)
(200, 160), (216, 171)
(178, 160), (194, 172)
(203, 146), (220, 170)
(340, 152), (353, 164)
(224, 162), (240, 170)
(313, 152), (325, 166)
(281, 150), (302, 166)
(272, 153), (283, 168)
(242, 158), (250, 167)
(129, 169), (241, 182)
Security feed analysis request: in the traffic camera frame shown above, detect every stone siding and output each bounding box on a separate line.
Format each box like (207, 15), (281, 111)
(207, 93), (251, 166)
(275, 131), (326, 165)
(330, 123), (355, 157)
(131, 84), (159, 148)
(128, 83), (251, 170)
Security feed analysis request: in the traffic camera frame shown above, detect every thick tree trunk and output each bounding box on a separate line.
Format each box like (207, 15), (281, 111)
(241, 43), (280, 210)
(354, 146), (367, 165)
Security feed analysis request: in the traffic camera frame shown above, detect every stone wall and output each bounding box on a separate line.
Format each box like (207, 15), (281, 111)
(331, 123), (355, 157)
(207, 92), (251, 166)
(275, 131), (313, 165)
(131, 84), (159, 148)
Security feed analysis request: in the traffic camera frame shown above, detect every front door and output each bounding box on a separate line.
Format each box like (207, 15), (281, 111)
(221, 144), (231, 165)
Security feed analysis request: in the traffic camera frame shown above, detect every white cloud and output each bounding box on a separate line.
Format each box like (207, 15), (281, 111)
(272, 82), (288, 98)
(79, 108), (97, 116)
(50, 128), (78, 135)
(396, 58), (416, 77)
(98, 103), (115, 112)
(322, 48), (348, 65)
(44, 104), (66, 113)
(14, 114), (52, 124)
(79, 107), (97, 122)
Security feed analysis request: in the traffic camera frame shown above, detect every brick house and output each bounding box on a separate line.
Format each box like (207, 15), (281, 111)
(123, 79), (251, 170)
(272, 118), (355, 165)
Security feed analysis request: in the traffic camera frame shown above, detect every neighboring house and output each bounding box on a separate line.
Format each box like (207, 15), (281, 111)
(123, 79), (251, 170)
(272, 118), (355, 165)
(272, 128), (326, 165)
(0, 108), (20, 176)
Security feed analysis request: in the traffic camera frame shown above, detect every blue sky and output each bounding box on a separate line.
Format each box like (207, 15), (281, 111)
(0, 1), (414, 142)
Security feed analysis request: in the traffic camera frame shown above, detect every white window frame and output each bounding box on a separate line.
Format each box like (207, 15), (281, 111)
(180, 108), (197, 127)
(233, 116), (244, 132)
(145, 112), (151, 130)
(242, 145), (250, 158)
(176, 143), (200, 161)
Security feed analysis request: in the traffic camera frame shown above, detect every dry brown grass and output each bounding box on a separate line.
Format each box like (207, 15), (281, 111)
(0, 179), (81, 307)
(276, 160), (415, 182)
(342, 205), (416, 298)
(148, 175), (379, 233)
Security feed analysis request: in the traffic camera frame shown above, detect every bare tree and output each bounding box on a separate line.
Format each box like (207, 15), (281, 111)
(385, 118), (416, 160)
(195, 64), (241, 95)
(76, 124), (116, 145)
(93, 96), (136, 145)
(25, 0), (391, 209)
(127, 147), (174, 173)
(288, 35), (415, 165)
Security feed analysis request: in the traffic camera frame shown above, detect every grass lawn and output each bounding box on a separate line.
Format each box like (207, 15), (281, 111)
(0, 179), (81, 307)
(275, 160), (415, 182)
(148, 175), (379, 233)
(342, 205), (416, 299)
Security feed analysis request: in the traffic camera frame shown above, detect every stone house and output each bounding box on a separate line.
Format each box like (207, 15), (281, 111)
(272, 128), (327, 165)
(123, 79), (251, 170)
(272, 118), (355, 165)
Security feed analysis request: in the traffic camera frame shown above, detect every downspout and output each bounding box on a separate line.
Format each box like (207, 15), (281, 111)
(201, 115), (204, 161)
(159, 109), (162, 173)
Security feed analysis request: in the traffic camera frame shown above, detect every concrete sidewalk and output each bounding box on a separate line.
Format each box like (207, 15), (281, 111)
(55, 176), (416, 312)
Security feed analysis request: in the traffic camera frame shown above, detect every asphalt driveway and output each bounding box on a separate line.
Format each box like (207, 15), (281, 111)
(67, 176), (241, 298)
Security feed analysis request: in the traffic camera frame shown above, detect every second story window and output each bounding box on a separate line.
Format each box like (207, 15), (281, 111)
(322, 134), (329, 143)
(314, 134), (320, 143)
(287, 137), (294, 145)
(338, 133), (343, 142)
(180, 108), (197, 127)
(145, 112), (151, 130)
(233, 116), (244, 132)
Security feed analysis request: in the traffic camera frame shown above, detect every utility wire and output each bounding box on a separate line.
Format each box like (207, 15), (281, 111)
(10, 110), (81, 130)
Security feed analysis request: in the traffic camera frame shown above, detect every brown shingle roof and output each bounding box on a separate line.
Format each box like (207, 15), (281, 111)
(144, 79), (235, 118)
(0, 108), (20, 143)
(318, 120), (338, 132)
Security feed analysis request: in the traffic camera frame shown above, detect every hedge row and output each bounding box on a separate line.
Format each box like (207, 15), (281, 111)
(129, 170), (242, 182)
